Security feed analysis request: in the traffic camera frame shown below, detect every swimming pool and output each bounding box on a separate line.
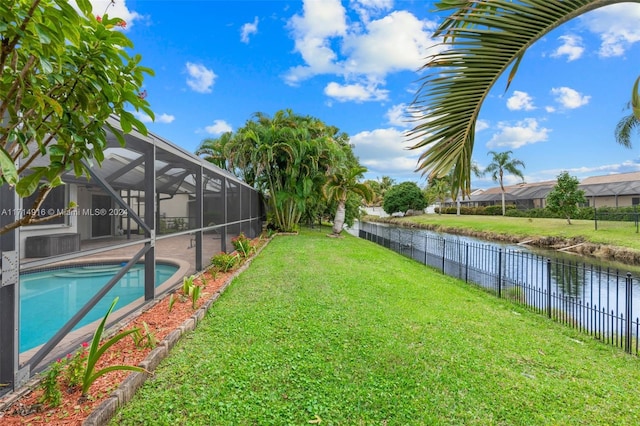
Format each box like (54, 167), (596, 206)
(20, 263), (178, 353)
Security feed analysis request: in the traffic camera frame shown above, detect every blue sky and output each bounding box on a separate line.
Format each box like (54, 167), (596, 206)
(88, 0), (640, 190)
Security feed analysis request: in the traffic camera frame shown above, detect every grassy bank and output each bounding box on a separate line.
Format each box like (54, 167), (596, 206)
(371, 214), (640, 251)
(111, 229), (640, 425)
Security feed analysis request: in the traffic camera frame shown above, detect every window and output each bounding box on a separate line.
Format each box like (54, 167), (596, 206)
(632, 197), (640, 206)
(23, 185), (67, 225)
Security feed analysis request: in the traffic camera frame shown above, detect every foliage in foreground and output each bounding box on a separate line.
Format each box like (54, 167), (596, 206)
(82, 298), (145, 396)
(407, 0), (633, 196)
(0, 0), (153, 235)
(112, 229), (640, 425)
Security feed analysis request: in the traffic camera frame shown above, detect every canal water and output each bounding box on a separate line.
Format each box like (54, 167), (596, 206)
(351, 221), (640, 346)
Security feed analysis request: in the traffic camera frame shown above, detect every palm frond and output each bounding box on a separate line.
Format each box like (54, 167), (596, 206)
(615, 114), (640, 148)
(408, 0), (620, 196)
(633, 76), (640, 120)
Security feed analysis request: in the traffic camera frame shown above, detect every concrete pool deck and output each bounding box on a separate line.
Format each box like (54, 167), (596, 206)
(18, 233), (224, 365)
(21, 233), (224, 274)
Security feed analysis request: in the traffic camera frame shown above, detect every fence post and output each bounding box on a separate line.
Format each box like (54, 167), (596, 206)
(546, 258), (552, 319)
(465, 243), (469, 283)
(424, 235), (428, 266)
(625, 273), (633, 354)
(441, 239), (446, 273)
(497, 248), (502, 298)
(410, 232), (414, 260)
(594, 207), (598, 231)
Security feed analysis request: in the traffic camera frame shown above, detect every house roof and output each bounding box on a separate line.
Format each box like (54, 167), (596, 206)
(580, 171), (640, 185)
(579, 172), (640, 197)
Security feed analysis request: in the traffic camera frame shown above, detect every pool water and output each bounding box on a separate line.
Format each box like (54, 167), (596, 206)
(20, 263), (178, 352)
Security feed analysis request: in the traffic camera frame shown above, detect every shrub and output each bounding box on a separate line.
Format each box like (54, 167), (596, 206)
(211, 252), (240, 272)
(81, 298), (145, 397)
(64, 342), (89, 388)
(231, 233), (252, 257)
(39, 360), (63, 407)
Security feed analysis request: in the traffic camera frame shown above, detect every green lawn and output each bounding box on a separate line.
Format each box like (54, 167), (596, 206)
(382, 214), (640, 251)
(111, 229), (640, 425)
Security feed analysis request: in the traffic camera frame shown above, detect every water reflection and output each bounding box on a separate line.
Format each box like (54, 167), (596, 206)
(356, 221), (640, 336)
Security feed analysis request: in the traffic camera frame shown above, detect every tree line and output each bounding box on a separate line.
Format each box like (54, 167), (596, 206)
(196, 109), (373, 235)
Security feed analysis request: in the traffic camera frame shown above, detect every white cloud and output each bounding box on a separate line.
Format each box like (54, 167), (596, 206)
(386, 104), (411, 127)
(533, 160), (640, 183)
(341, 11), (438, 78)
(324, 81), (388, 102)
(506, 91), (535, 111)
(350, 0), (393, 22)
(486, 118), (550, 149)
(185, 62), (216, 94)
(551, 34), (584, 61)
(85, 0), (142, 28)
(551, 87), (590, 109)
(285, 1), (439, 97)
(205, 120), (232, 135)
(156, 113), (175, 124)
(475, 119), (489, 132)
(350, 128), (419, 176)
(285, 0), (347, 85)
(240, 17), (259, 44)
(132, 111), (175, 124)
(581, 3), (640, 57)
(385, 103), (424, 128)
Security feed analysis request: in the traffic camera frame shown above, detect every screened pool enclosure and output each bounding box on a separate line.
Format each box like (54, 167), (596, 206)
(0, 116), (264, 394)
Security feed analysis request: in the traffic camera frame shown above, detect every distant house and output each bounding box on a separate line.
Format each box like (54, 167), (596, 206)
(448, 181), (555, 210)
(444, 171), (640, 211)
(579, 171), (640, 208)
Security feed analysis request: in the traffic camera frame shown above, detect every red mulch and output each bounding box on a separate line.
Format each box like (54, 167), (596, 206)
(0, 238), (265, 425)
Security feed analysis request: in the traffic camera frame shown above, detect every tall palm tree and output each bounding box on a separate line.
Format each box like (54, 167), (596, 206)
(323, 165), (373, 236)
(408, 0), (632, 198)
(484, 151), (525, 216)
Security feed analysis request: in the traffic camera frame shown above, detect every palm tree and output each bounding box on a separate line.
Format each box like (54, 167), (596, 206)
(615, 78), (640, 147)
(429, 177), (450, 215)
(484, 151), (525, 216)
(196, 132), (234, 171)
(408, 0), (633, 198)
(615, 113), (639, 148)
(323, 165), (373, 236)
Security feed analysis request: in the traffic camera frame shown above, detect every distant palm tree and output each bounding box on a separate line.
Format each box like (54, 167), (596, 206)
(429, 178), (450, 215)
(484, 151), (525, 216)
(323, 165), (373, 236)
(408, 0), (636, 198)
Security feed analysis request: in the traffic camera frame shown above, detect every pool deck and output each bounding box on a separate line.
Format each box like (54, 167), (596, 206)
(18, 233), (224, 365)
(21, 233), (224, 275)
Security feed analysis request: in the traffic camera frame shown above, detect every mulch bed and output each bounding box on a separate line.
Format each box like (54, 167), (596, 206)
(0, 237), (268, 425)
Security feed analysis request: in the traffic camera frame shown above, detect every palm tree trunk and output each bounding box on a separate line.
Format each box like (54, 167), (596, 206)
(501, 191), (506, 216)
(332, 201), (346, 235)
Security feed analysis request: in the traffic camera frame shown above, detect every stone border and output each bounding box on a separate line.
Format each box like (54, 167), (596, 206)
(82, 237), (271, 425)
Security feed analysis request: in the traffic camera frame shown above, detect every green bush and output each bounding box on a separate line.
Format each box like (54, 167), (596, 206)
(211, 252), (240, 272)
(433, 204), (639, 222)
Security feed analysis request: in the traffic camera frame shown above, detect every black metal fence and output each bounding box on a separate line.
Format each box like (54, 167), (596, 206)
(359, 222), (640, 355)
